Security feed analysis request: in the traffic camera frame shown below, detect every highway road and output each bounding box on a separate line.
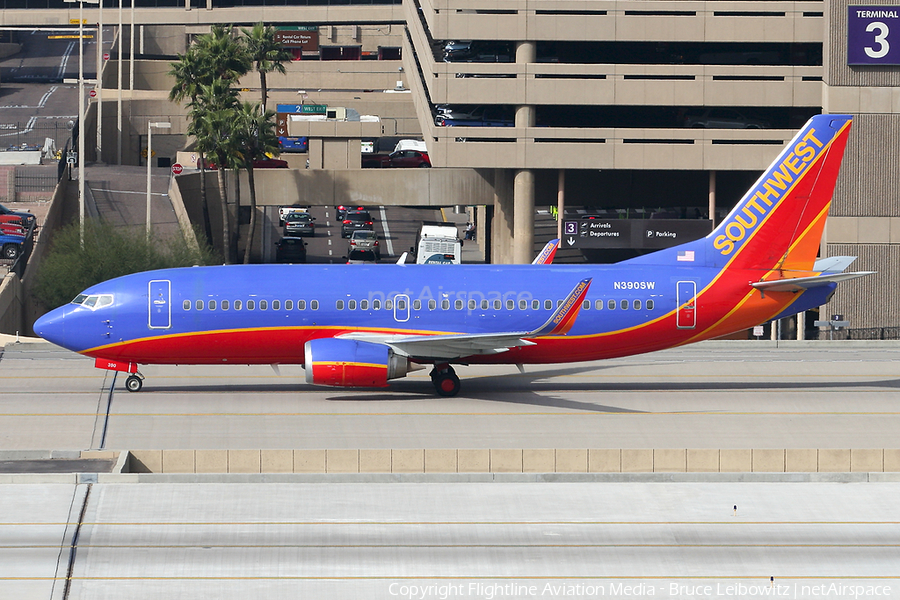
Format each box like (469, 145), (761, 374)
(2, 341), (899, 451)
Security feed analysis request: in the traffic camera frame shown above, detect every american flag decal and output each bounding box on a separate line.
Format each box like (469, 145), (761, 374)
(677, 250), (695, 262)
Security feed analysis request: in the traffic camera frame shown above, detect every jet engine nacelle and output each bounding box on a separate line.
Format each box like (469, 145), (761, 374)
(304, 338), (416, 388)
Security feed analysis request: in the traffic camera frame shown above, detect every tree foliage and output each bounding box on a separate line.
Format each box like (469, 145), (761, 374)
(168, 23), (289, 263)
(33, 219), (216, 311)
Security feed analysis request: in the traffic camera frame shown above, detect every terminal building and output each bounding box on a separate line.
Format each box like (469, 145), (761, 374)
(1, 0), (898, 334)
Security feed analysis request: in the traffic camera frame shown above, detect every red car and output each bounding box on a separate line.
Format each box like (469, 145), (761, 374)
(0, 222), (26, 237)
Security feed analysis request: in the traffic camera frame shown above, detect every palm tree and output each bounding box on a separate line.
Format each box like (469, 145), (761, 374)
(188, 79), (240, 263)
(233, 102), (280, 263)
(195, 24), (252, 84)
(168, 47), (213, 245)
(240, 22), (292, 110)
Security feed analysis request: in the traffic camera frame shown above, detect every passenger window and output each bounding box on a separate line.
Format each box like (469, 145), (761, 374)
(519, 300), (527, 310)
(465, 299), (474, 310)
(272, 300), (280, 310)
(386, 299), (393, 310)
(429, 300), (436, 310)
(260, 300), (268, 310)
(595, 300), (603, 310)
(506, 300), (514, 310)
(234, 300), (242, 310)
(397, 299), (406, 310)
(494, 300), (501, 310)
(455, 300), (463, 310)
(557, 300), (563, 307)
(195, 299), (203, 310)
(647, 299), (654, 310)
(633, 299), (641, 310)
(336, 300), (344, 310)
(311, 300), (319, 310)
(285, 300), (293, 310)
(532, 300), (539, 310)
(298, 300), (306, 310)
(221, 300), (229, 310)
(349, 300), (357, 310)
(545, 300), (552, 310)
(183, 300), (191, 310)
(361, 300), (369, 310)
(247, 300), (255, 310)
(608, 299), (616, 310)
(441, 299), (450, 310)
(208, 300), (216, 310)
(620, 299), (628, 310)
(373, 300), (381, 310)
(582, 300), (590, 310)
(413, 300), (421, 310)
(480, 300), (488, 310)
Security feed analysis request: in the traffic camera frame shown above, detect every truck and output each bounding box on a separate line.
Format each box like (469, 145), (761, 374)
(414, 221), (462, 264)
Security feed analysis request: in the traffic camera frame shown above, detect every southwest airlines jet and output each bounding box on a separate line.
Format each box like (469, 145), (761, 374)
(34, 114), (870, 396)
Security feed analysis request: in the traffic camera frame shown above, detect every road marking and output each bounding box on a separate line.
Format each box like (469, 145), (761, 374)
(327, 239), (331, 246)
(379, 206), (394, 256)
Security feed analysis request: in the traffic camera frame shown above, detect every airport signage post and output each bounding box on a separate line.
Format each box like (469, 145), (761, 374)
(848, 5), (900, 64)
(562, 218), (712, 249)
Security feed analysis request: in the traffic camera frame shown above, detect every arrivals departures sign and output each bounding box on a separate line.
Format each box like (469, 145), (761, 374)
(848, 5), (900, 65)
(562, 219), (712, 249)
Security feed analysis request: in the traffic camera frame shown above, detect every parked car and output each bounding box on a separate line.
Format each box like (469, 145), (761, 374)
(341, 210), (374, 238)
(278, 136), (308, 152)
(362, 149), (431, 168)
(683, 108), (770, 129)
(442, 40), (512, 62)
(0, 232), (24, 259)
(274, 236), (307, 263)
(283, 212), (315, 237)
(435, 105), (514, 127)
(348, 230), (381, 260)
(0, 204), (35, 227)
(346, 248), (378, 264)
(0, 222), (26, 237)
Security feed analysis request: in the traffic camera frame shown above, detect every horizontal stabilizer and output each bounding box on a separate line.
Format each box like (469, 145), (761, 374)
(812, 256), (857, 273)
(751, 271), (874, 293)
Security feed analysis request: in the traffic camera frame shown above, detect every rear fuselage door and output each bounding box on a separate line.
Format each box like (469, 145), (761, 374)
(676, 280), (697, 329)
(148, 279), (171, 329)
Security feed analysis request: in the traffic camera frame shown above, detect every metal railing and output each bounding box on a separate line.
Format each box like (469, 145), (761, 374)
(7, 221), (37, 279)
(812, 326), (900, 341)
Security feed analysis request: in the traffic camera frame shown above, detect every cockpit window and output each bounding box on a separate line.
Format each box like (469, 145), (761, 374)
(75, 294), (114, 310)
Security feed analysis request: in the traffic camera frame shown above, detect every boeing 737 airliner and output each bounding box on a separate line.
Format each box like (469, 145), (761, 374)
(34, 114), (870, 396)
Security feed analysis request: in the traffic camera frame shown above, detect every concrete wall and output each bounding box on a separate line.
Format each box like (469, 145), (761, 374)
(126, 448), (900, 474)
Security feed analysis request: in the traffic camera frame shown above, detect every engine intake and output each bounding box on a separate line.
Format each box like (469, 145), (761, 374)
(304, 338), (415, 388)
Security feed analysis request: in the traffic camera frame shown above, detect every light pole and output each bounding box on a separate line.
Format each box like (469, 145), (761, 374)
(146, 121), (171, 237)
(64, 0), (100, 245)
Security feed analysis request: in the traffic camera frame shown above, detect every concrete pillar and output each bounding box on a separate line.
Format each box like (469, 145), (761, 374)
(515, 42), (536, 129)
(708, 170), (716, 224)
(557, 170), (565, 241)
(513, 169), (535, 264)
(797, 310), (805, 340)
(492, 169), (514, 264)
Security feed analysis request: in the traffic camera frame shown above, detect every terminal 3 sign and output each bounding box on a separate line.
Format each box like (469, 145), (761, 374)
(562, 218), (712, 249)
(848, 6), (900, 65)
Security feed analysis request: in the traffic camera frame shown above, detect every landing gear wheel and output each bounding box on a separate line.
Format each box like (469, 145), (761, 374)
(125, 374), (143, 392)
(430, 365), (460, 397)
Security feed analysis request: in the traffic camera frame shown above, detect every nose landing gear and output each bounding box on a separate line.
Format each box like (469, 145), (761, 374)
(125, 373), (144, 392)
(430, 364), (460, 397)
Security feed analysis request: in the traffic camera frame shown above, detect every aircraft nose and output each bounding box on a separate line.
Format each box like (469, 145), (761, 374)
(33, 307), (67, 348)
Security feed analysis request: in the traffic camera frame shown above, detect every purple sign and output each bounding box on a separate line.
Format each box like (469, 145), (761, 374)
(848, 6), (900, 65)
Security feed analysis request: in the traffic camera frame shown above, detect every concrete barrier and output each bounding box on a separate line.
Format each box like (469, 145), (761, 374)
(104, 449), (900, 474)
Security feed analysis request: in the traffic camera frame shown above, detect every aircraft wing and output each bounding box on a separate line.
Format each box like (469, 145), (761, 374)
(338, 277), (592, 360)
(751, 271), (874, 293)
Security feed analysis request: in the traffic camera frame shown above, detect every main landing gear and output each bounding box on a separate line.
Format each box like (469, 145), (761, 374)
(430, 364), (460, 397)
